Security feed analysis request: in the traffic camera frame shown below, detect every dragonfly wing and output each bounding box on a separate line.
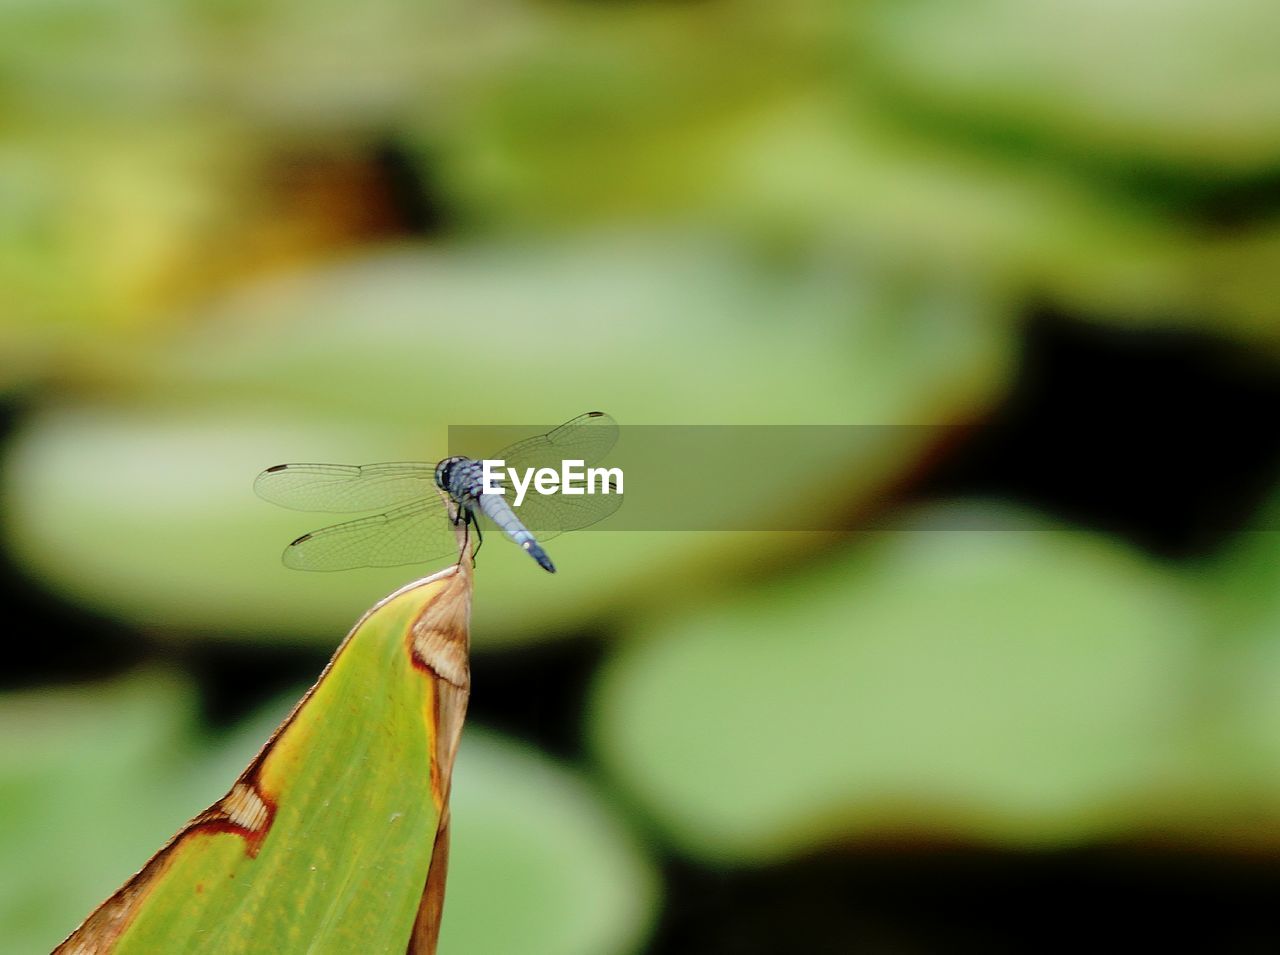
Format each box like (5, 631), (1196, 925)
(492, 412), (619, 475)
(507, 479), (623, 537)
(490, 412), (622, 535)
(255, 462), (437, 512)
(282, 496), (460, 571)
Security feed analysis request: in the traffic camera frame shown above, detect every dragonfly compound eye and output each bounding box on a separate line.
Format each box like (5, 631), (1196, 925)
(435, 458), (456, 489)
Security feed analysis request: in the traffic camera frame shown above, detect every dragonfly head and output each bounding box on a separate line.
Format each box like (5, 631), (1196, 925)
(434, 456), (468, 492)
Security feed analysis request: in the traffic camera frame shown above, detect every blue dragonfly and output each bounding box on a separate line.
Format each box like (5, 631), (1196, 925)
(255, 412), (621, 574)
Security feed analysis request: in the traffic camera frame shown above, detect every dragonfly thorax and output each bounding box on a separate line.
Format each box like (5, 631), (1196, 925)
(435, 456), (485, 504)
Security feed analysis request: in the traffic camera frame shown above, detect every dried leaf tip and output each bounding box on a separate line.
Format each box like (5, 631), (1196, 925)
(408, 556), (472, 689)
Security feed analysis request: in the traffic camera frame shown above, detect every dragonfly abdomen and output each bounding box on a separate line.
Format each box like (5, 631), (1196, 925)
(469, 477), (556, 574)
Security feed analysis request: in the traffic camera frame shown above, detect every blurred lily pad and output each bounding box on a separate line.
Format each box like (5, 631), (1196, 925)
(0, 0), (524, 128)
(705, 92), (1280, 345)
(0, 123), (251, 388)
(414, 2), (1280, 344)
(423, 1), (820, 227)
(0, 673), (201, 955)
(1191, 491), (1280, 825)
(443, 730), (657, 955)
(2, 237), (1013, 644)
(857, 0), (1280, 176)
(590, 505), (1202, 861)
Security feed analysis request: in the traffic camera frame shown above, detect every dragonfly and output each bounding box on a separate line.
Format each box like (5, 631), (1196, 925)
(255, 411), (621, 574)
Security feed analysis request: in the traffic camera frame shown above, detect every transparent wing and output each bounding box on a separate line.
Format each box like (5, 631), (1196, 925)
(508, 477), (623, 537)
(492, 412), (622, 535)
(281, 496), (460, 571)
(492, 412), (619, 475)
(255, 462), (436, 512)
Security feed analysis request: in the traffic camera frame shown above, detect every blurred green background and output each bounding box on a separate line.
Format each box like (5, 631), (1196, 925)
(3, 0), (1280, 951)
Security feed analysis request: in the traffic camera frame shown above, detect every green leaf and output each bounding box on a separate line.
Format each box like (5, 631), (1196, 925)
(5, 686), (660, 955)
(57, 558), (473, 954)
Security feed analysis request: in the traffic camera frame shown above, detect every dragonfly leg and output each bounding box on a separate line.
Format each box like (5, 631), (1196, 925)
(468, 508), (484, 566)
